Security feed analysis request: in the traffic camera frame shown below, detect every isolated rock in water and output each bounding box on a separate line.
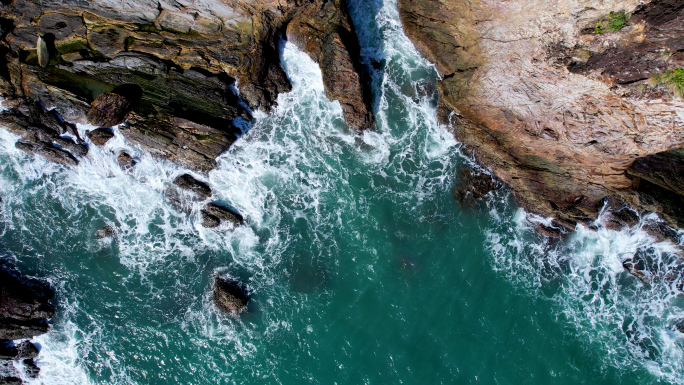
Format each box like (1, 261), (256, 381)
(87, 93), (133, 128)
(203, 203), (244, 225)
(676, 320), (684, 334)
(95, 225), (115, 239)
(173, 174), (212, 200)
(622, 255), (647, 281)
(36, 35), (49, 68)
(117, 152), (136, 170)
(0, 263), (55, 340)
(87, 128), (115, 146)
(453, 166), (501, 205)
(201, 212), (221, 228)
(213, 276), (249, 314)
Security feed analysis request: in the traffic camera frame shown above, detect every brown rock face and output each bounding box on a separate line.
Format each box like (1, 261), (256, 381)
(86, 128), (115, 146)
(0, 0), (374, 169)
(287, 0), (374, 130)
(87, 92), (133, 127)
(398, 0), (684, 229)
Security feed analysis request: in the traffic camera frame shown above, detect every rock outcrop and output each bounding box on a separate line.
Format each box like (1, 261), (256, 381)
(213, 276), (249, 314)
(0, 0), (374, 171)
(0, 262), (54, 384)
(398, 0), (684, 230)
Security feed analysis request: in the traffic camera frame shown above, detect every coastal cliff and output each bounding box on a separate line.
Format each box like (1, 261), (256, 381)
(398, 0), (684, 230)
(0, 0), (373, 171)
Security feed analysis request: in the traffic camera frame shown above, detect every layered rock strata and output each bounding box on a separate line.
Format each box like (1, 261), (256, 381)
(398, 0), (684, 230)
(0, 0), (374, 171)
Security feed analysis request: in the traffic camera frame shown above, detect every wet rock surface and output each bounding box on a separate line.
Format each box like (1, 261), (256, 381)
(213, 276), (249, 314)
(117, 152), (136, 170)
(173, 174), (212, 200)
(452, 166), (501, 205)
(0, 263), (52, 384)
(398, 0), (684, 230)
(86, 128), (115, 146)
(202, 203), (244, 227)
(0, 0), (374, 169)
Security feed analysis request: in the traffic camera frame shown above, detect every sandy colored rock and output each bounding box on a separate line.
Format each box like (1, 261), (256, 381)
(398, 0), (684, 229)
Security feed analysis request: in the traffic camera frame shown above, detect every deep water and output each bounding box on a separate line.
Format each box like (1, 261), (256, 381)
(1, 0), (684, 384)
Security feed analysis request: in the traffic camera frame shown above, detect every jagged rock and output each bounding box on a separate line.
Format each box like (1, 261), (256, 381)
(642, 219), (681, 244)
(452, 166), (501, 205)
(117, 152), (136, 170)
(53, 136), (88, 158)
(0, 0), (371, 170)
(622, 257), (647, 281)
(22, 358), (39, 379)
(0, 262), (55, 341)
(16, 141), (79, 166)
(286, 0), (374, 130)
(87, 128), (115, 146)
(95, 225), (115, 239)
(213, 276), (249, 314)
(535, 223), (565, 239)
(398, 0), (684, 230)
(0, 360), (22, 385)
(173, 174), (212, 200)
(203, 203), (243, 225)
(201, 212), (221, 228)
(86, 93), (132, 128)
(15, 341), (38, 360)
(676, 320), (684, 334)
(604, 207), (641, 231)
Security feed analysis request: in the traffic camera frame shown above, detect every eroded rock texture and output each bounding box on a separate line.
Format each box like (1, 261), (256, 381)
(399, 0), (684, 229)
(0, 0), (374, 170)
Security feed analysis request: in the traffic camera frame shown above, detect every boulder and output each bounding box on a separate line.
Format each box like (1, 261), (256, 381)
(16, 141), (79, 166)
(203, 203), (244, 226)
(173, 174), (212, 200)
(86, 93), (132, 128)
(86, 128), (115, 146)
(201, 212), (221, 228)
(213, 276), (249, 314)
(117, 152), (136, 170)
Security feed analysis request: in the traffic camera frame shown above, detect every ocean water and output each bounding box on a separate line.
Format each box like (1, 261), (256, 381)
(1, 0), (684, 384)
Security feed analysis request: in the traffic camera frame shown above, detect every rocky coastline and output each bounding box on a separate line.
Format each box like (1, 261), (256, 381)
(0, 261), (55, 384)
(398, 0), (684, 233)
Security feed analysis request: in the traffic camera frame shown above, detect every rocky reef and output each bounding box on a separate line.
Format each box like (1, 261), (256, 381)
(0, 0), (374, 171)
(398, 0), (684, 231)
(0, 261), (55, 383)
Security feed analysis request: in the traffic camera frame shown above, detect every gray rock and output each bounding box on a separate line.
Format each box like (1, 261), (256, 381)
(203, 203), (244, 225)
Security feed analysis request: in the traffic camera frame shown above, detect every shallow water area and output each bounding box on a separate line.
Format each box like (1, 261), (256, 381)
(1, 0), (684, 384)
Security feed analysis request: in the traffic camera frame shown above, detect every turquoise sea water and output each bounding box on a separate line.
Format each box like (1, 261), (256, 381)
(1, 0), (684, 384)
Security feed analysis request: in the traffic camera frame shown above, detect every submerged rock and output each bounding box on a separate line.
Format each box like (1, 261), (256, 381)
(95, 225), (116, 239)
(173, 174), (212, 200)
(86, 128), (115, 146)
(213, 276), (249, 314)
(117, 152), (136, 170)
(87, 93), (133, 128)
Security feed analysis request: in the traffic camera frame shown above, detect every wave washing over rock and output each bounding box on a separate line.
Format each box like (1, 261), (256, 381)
(0, 0), (683, 384)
